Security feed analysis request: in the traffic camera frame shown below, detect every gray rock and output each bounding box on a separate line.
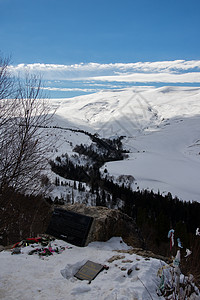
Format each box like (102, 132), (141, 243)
(56, 204), (143, 248)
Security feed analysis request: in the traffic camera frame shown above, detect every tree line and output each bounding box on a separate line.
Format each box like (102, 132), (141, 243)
(50, 138), (200, 262)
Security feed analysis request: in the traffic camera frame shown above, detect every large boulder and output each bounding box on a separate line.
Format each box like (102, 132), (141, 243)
(57, 204), (143, 248)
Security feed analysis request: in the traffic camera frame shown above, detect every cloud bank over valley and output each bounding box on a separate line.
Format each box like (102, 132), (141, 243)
(10, 60), (200, 98)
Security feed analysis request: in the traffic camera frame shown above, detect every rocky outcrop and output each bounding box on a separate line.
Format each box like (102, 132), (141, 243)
(56, 203), (143, 248)
(115, 248), (171, 264)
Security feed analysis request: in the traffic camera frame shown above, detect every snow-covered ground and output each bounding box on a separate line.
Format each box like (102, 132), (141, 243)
(0, 237), (165, 300)
(48, 86), (200, 202)
(1, 87), (200, 300)
(103, 115), (200, 202)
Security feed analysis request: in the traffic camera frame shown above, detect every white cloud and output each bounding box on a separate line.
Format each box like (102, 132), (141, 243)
(41, 87), (99, 92)
(9, 60), (200, 83)
(88, 72), (200, 83)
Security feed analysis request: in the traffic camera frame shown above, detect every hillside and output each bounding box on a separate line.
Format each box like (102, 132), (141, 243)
(0, 237), (186, 300)
(1, 86), (200, 299)
(49, 86), (200, 202)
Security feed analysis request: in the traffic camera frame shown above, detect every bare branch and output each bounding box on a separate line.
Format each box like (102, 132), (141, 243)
(0, 55), (55, 195)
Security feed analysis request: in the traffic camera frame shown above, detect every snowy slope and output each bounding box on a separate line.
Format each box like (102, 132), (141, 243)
(50, 86), (200, 202)
(0, 238), (165, 300)
(1, 87), (200, 300)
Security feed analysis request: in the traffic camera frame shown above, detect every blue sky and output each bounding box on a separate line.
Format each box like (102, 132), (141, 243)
(1, 0), (200, 97)
(1, 0), (200, 64)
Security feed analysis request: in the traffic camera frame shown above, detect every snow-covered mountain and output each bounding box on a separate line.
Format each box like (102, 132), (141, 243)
(49, 86), (200, 202)
(1, 87), (200, 300)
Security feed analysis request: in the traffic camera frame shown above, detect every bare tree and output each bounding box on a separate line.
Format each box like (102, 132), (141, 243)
(0, 55), (17, 128)
(0, 55), (14, 100)
(0, 55), (54, 195)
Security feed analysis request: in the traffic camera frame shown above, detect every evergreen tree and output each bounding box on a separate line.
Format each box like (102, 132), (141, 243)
(73, 181), (77, 190)
(101, 189), (106, 207)
(78, 181), (82, 192)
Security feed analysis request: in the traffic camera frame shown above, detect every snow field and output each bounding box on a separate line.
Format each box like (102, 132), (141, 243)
(0, 238), (164, 300)
(48, 86), (200, 202)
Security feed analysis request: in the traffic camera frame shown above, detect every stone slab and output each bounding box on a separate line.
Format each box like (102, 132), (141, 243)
(74, 260), (104, 281)
(46, 208), (93, 247)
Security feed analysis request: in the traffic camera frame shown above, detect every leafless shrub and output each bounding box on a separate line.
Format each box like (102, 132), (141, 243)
(0, 55), (54, 196)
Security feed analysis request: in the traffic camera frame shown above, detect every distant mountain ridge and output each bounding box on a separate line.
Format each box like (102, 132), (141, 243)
(50, 86), (200, 202)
